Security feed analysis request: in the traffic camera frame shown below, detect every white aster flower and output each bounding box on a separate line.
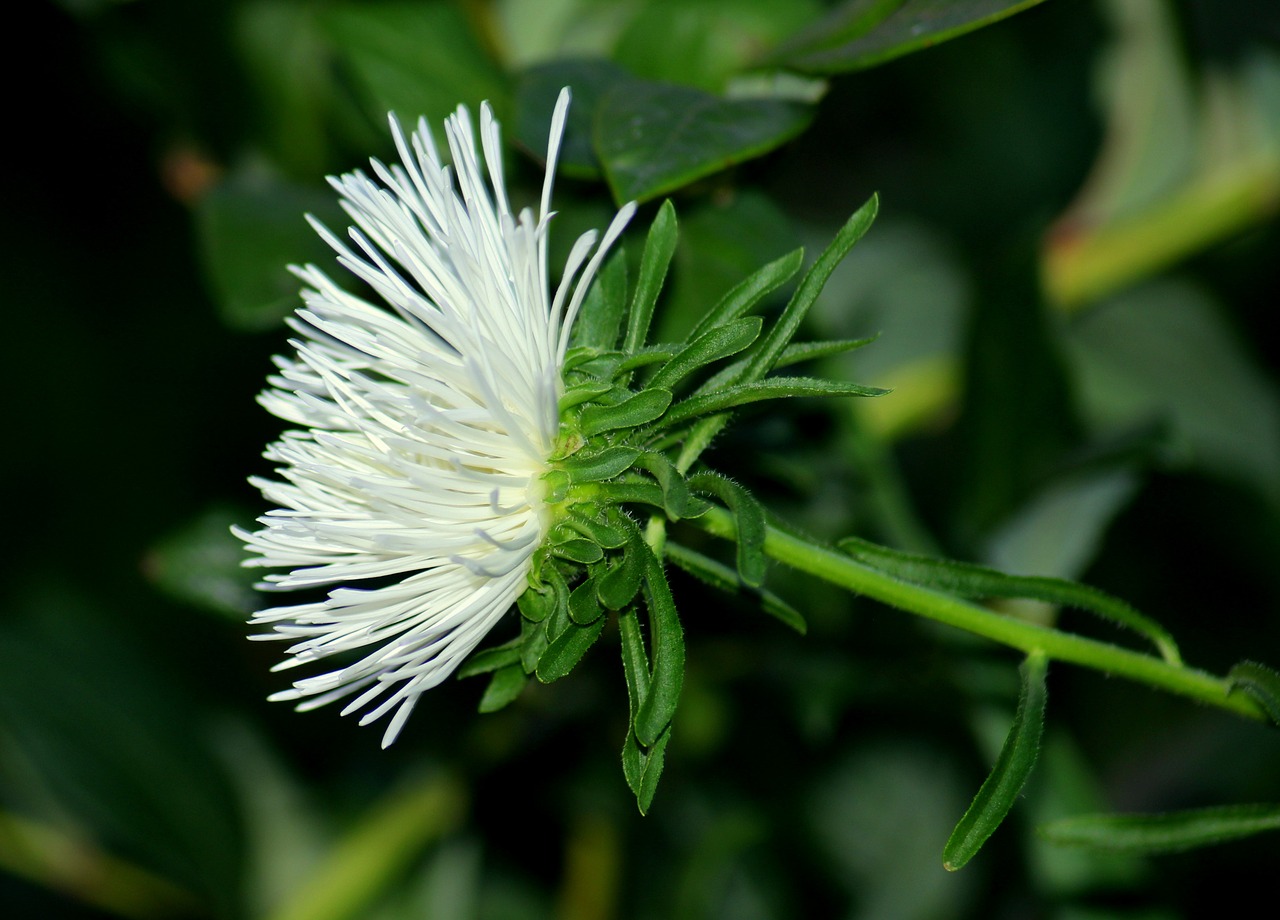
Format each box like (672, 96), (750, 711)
(238, 89), (636, 747)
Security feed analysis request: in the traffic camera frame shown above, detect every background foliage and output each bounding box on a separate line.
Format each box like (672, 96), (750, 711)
(6, 0), (1280, 917)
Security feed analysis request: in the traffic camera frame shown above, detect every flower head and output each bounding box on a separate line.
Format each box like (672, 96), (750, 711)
(239, 90), (635, 746)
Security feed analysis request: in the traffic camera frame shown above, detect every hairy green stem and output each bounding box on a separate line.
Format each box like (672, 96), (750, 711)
(690, 506), (1266, 722)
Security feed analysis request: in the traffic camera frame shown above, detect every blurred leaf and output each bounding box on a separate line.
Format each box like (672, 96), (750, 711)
(944, 652), (1048, 871)
(596, 81), (813, 204)
(267, 772), (466, 920)
(195, 167), (345, 331)
(320, 1), (507, 128)
(496, 0), (633, 68)
(1042, 0), (1280, 307)
(145, 504), (258, 619)
(1061, 279), (1280, 506)
(1228, 660), (1280, 727)
(771, 0), (1050, 73)
(613, 0), (821, 91)
(479, 664), (530, 713)
(514, 59), (631, 178)
(1039, 804), (1280, 853)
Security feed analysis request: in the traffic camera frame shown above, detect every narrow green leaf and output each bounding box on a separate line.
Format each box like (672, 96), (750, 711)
(686, 248), (805, 341)
(663, 377), (887, 429)
(455, 642), (521, 679)
(633, 451), (691, 520)
(1039, 805), (1280, 853)
(636, 726), (671, 816)
(943, 651), (1049, 871)
(618, 609), (652, 794)
(624, 200), (678, 353)
(559, 446), (642, 483)
(570, 246), (630, 350)
(648, 317), (764, 392)
(536, 617), (607, 683)
(688, 473), (766, 587)
(665, 541), (806, 634)
(771, 0), (1050, 75)
(838, 536), (1182, 665)
(595, 479), (671, 513)
(635, 546), (685, 747)
(1228, 660), (1280, 727)
(741, 196), (879, 384)
(565, 511), (629, 549)
(579, 388), (672, 436)
(774, 336), (880, 368)
(568, 579), (604, 626)
(477, 664), (528, 713)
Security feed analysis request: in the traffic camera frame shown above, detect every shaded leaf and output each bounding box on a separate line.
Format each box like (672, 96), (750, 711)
(665, 541), (806, 634)
(1039, 805), (1280, 854)
(145, 505), (258, 618)
(1228, 660), (1280, 727)
(688, 473), (767, 588)
(943, 652), (1048, 871)
(664, 376), (887, 429)
(536, 617), (607, 682)
(571, 246), (630, 350)
(478, 664), (528, 714)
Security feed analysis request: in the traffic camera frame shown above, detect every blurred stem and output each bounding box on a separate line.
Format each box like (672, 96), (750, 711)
(843, 409), (940, 555)
(690, 506), (1267, 722)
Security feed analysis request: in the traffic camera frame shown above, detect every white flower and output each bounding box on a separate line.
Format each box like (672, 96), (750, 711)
(238, 89), (636, 747)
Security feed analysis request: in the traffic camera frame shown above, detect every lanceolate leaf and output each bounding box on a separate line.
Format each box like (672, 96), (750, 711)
(648, 317), (764, 392)
(772, 0), (1050, 75)
(580, 388), (673, 436)
(624, 200), (679, 354)
(559, 446), (642, 483)
(536, 617), (607, 683)
(635, 546), (685, 747)
(663, 377), (887, 429)
(571, 247), (630, 350)
(1039, 805), (1280, 853)
(665, 541), (806, 634)
(838, 536), (1182, 665)
(618, 610), (653, 792)
(478, 664), (528, 713)
(943, 651), (1049, 871)
(1228, 661), (1280, 727)
(686, 248), (805, 341)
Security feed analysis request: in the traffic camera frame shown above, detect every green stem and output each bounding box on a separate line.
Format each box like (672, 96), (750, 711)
(690, 506), (1266, 722)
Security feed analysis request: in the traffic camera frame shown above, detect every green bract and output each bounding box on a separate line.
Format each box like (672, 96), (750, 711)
(458, 196), (884, 812)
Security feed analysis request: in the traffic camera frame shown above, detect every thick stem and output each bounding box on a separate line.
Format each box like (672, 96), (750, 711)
(690, 506), (1266, 722)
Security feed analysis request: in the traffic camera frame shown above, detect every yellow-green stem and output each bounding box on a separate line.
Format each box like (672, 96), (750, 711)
(690, 506), (1266, 722)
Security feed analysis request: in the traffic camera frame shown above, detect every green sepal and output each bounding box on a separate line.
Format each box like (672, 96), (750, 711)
(634, 545), (685, 747)
(623, 200), (677, 354)
(551, 539), (604, 565)
(568, 578), (604, 626)
(1037, 804), (1280, 854)
(477, 664), (528, 713)
(579, 388), (672, 437)
(1227, 660), (1280, 727)
(558, 446), (642, 484)
(536, 616), (607, 683)
(839, 536), (1182, 665)
(943, 651), (1049, 871)
(648, 316), (764, 392)
(688, 473), (766, 587)
(664, 541), (805, 634)
(571, 245), (629, 351)
(686, 248), (804, 341)
(455, 640), (522, 678)
(663, 376), (887, 429)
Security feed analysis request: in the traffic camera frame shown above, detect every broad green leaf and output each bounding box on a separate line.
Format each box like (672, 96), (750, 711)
(649, 317), (763, 392)
(1228, 660), (1280, 727)
(1039, 805), (1280, 854)
(772, 0), (1050, 74)
(536, 617), (607, 682)
(635, 546), (685, 747)
(663, 376), (887, 429)
(624, 200), (678, 353)
(579, 388), (672, 436)
(551, 539), (604, 565)
(598, 549), (643, 610)
(665, 541), (806, 634)
(514, 59), (631, 178)
(943, 652), (1048, 871)
(838, 535), (1180, 664)
(195, 168), (344, 331)
(145, 505), (258, 618)
(568, 579), (604, 626)
(688, 473), (767, 588)
(596, 81), (813, 204)
(319, 2), (506, 128)
(571, 246), (629, 350)
(478, 664), (528, 713)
